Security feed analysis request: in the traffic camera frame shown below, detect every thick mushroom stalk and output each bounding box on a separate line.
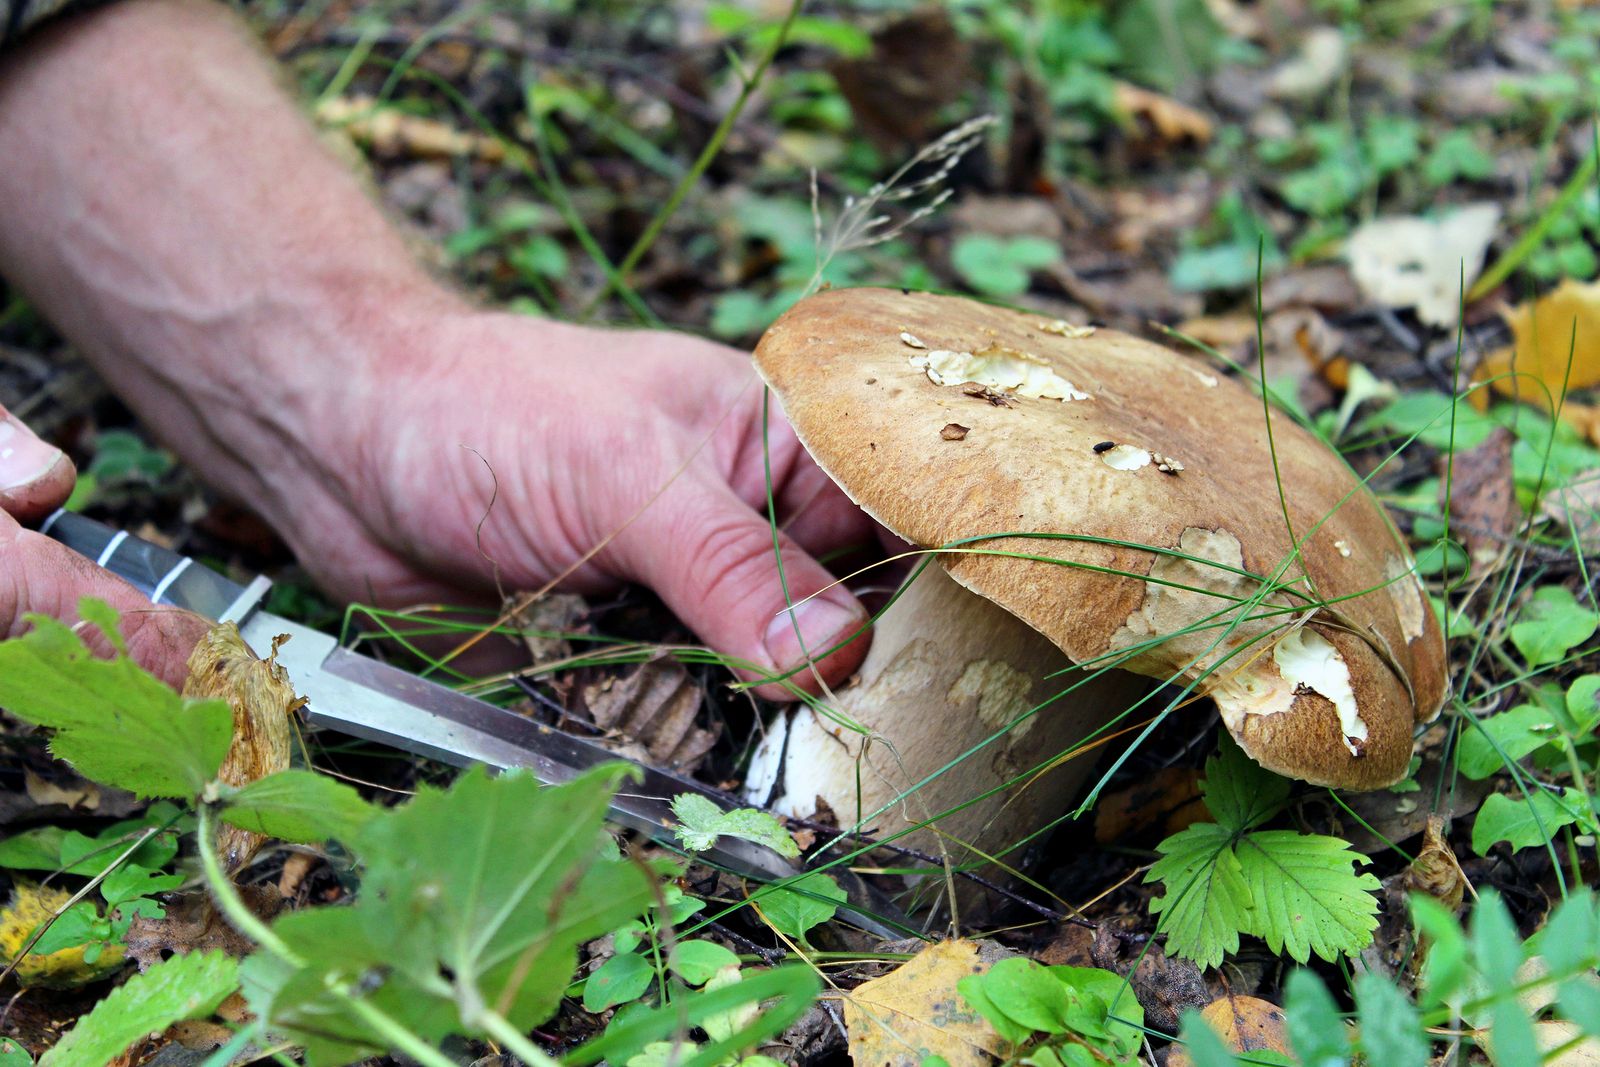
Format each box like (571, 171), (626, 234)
(745, 563), (1146, 863)
(748, 288), (1447, 842)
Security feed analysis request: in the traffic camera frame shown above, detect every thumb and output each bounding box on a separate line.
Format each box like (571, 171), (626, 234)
(1, 517), (210, 691)
(0, 406), (76, 523)
(622, 480), (870, 696)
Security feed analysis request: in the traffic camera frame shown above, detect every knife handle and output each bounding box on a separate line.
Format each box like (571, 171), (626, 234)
(39, 509), (270, 623)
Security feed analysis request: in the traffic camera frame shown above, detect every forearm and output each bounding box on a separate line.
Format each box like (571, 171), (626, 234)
(0, 0), (459, 523)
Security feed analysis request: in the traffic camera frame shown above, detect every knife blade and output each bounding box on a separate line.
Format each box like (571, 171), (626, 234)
(39, 510), (908, 936)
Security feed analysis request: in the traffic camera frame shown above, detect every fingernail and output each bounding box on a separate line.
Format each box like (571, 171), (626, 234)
(763, 594), (864, 670)
(0, 417), (66, 492)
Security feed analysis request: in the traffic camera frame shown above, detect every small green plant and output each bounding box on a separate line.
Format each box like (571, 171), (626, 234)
(957, 956), (1146, 1067)
(950, 233), (1062, 298)
(670, 794), (800, 858)
(1146, 735), (1380, 970)
(0, 602), (818, 1066)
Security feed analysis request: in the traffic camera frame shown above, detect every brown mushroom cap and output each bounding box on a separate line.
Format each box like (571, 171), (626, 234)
(755, 288), (1447, 789)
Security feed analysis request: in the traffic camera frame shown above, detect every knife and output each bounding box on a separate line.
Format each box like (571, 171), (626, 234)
(39, 509), (908, 937)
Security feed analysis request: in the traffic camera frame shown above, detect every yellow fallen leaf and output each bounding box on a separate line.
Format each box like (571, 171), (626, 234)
(1112, 81), (1213, 147)
(1472, 278), (1600, 445)
(843, 939), (1007, 1067)
(1168, 995), (1294, 1067)
(0, 883), (125, 987)
(183, 624), (303, 874)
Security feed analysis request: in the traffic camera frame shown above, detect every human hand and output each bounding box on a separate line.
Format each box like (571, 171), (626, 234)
(254, 311), (876, 694)
(0, 406), (208, 689)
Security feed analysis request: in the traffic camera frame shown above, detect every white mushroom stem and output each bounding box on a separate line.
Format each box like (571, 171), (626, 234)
(745, 564), (1146, 866)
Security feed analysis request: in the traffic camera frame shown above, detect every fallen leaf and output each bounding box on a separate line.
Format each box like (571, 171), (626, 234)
(507, 592), (588, 666)
(1267, 26), (1348, 100)
(579, 655), (719, 771)
(23, 769), (100, 811)
(831, 9), (971, 152)
(124, 887), (280, 972)
(1541, 470), (1600, 552)
(1442, 426), (1517, 571)
(1167, 995), (1291, 1067)
(1112, 80), (1214, 148)
(1403, 815), (1468, 912)
(182, 624), (303, 874)
(940, 423), (970, 441)
(1346, 203), (1501, 327)
(843, 939), (1011, 1067)
(1478, 958), (1600, 1066)
(1472, 278), (1600, 445)
(0, 883), (125, 987)
(1093, 766), (1207, 844)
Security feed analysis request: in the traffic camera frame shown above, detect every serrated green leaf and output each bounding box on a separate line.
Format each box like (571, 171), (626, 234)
(1457, 704), (1561, 780)
(759, 873), (844, 941)
(669, 940), (739, 986)
(1509, 585), (1598, 667)
(1285, 970), (1349, 1067)
(1202, 735), (1290, 832)
(245, 765), (662, 1058)
(220, 769), (375, 845)
(670, 794), (799, 858)
(41, 950), (238, 1067)
(1354, 972), (1426, 1067)
(1147, 822), (1249, 969)
(1235, 830), (1380, 964)
(0, 604), (232, 797)
(1471, 788), (1586, 855)
(585, 950), (655, 1012)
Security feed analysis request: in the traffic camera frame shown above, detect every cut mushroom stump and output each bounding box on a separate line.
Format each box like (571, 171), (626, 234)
(747, 287), (1448, 866)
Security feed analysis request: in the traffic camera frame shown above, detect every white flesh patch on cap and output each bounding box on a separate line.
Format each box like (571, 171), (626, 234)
(1100, 444), (1152, 470)
(900, 331), (927, 349)
(1273, 627), (1366, 755)
(1039, 319), (1096, 339)
(1334, 539), (1351, 557)
(910, 343), (1090, 400)
(1386, 556), (1427, 643)
(1187, 368), (1220, 388)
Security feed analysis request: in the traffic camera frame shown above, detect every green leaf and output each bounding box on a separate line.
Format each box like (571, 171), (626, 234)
(1411, 895), (1468, 1008)
(585, 950), (655, 1012)
(0, 603), (232, 797)
(1471, 893), (1525, 989)
(41, 950), (238, 1067)
(1456, 704), (1561, 780)
(1176, 1009), (1243, 1067)
(0, 828), (67, 872)
(0, 1038), (32, 1067)
(759, 873), (845, 941)
(1471, 789), (1586, 855)
(1354, 972), (1426, 1067)
(1364, 392), (1499, 450)
(99, 863), (182, 908)
(669, 940), (740, 986)
(30, 901), (105, 957)
(220, 769), (375, 845)
(950, 234), (1060, 298)
(245, 765), (662, 1055)
(1509, 585), (1598, 667)
(1567, 675), (1600, 733)
(1284, 970), (1348, 1067)
(1202, 734), (1289, 833)
(670, 794), (799, 858)
(957, 972), (1035, 1045)
(1147, 822), (1249, 969)
(1234, 831), (1380, 964)
(972, 958), (1073, 1036)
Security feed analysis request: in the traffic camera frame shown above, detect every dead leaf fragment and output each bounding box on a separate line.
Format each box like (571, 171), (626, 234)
(1473, 278), (1600, 445)
(1112, 81), (1213, 147)
(1168, 996), (1294, 1067)
(183, 623), (303, 873)
(1542, 470), (1600, 552)
(1346, 204), (1501, 327)
(316, 95), (507, 162)
(1442, 426), (1516, 571)
(843, 939), (1009, 1067)
(507, 592), (588, 666)
(1093, 766), (1206, 844)
(1267, 27), (1348, 99)
(1403, 815), (1468, 912)
(579, 655), (718, 771)
(941, 423), (970, 441)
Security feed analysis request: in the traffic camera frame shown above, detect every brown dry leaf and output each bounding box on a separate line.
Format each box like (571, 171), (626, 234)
(1111, 81), (1213, 147)
(507, 592), (588, 667)
(183, 623), (304, 873)
(316, 95), (507, 162)
(1473, 279), (1600, 445)
(124, 887), (280, 971)
(941, 423), (970, 441)
(843, 939), (1009, 1067)
(1442, 426), (1517, 571)
(1542, 470), (1600, 552)
(1172, 314), (1257, 358)
(1404, 815), (1468, 912)
(22, 768), (100, 811)
(1168, 995), (1293, 1067)
(579, 655), (718, 771)
(831, 8), (971, 152)
(1093, 766), (1206, 844)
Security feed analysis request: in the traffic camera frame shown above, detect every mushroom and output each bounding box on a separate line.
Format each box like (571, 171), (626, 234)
(743, 288), (1447, 864)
